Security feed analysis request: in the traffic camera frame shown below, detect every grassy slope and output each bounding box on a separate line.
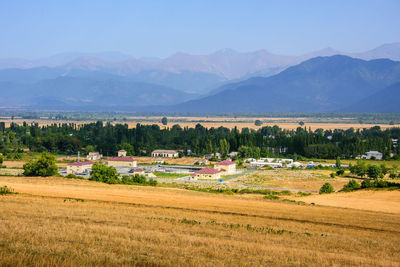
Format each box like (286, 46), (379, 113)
(0, 176), (399, 266)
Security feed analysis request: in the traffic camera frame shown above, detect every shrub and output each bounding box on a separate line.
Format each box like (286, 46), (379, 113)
(336, 169), (344, 176)
(319, 183), (334, 194)
(342, 180), (361, 192)
(264, 194), (280, 200)
(367, 164), (382, 179)
(148, 179), (157, 186)
(373, 179), (389, 188)
(65, 174), (80, 179)
(23, 152), (58, 177)
(330, 172), (336, 178)
(361, 179), (373, 188)
(389, 172), (397, 179)
(90, 163), (119, 184)
(0, 185), (15, 195)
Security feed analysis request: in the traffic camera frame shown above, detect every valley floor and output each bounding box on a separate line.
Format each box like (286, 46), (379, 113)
(0, 176), (399, 266)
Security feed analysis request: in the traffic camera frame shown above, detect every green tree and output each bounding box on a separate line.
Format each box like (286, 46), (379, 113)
(342, 180), (361, 192)
(254, 120), (262, 126)
(219, 139), (230, 157)
(0, 154), (3, 166)
(118, 143), (134, 156)
(350, 160), (367, 178)
(367, 165), (382, 179)
(23, 152), (58, 177)
(335, 156), (341, 169)
(90, 163), (119, 184)
(319, 182), (334, 194)
(161, 117), (168, 126)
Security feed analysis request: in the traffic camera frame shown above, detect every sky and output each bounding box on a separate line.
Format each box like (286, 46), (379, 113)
(1, 0), (400, 59)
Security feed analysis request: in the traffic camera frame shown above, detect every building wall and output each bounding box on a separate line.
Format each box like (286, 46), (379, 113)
(215, 164), (236, 175)
(118, 151), (127, 157)
(66, 164), (92, 174)
(196, 172), (221, 180)
(151, 152), (178, 158)
(107, 161), (137, 167)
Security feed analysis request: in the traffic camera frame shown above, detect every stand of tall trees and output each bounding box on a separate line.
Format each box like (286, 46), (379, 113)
(0, 121), (399, 159)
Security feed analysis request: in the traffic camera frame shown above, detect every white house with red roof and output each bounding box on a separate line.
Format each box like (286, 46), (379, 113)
(67, 161), (93, 175)
(191, 167), (222, 180)
(107, 157), (137, 167)
(214, 160), (236, 175)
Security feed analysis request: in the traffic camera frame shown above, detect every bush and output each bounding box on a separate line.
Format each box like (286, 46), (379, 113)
(148, 179), (157, 186)
(373, 179), (389, 188)
(389, 172), (397, 179)
(0, 155), (3, 165)
(89, 163), (119, 184)
(336, 169), (344, 176)
(23, 152), (58, 177)
(65, 173), (81, 179)
(361, 179), (373, 188)
(367, 164), (382, 179)
(330, 172), (336, 178)
(342, 180), (361, 192)
(319, 182), (334, 194)
(0, 185), (15, 195)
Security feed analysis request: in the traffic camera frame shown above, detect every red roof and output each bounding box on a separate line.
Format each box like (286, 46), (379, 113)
(215, 160), (235, 166)
(108, 157), (137, 162)
(68, 161), (93, 166)
(195, 167), (221, 174)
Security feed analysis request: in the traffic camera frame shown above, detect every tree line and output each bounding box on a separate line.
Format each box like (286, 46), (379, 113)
(1, 121), (399, 159)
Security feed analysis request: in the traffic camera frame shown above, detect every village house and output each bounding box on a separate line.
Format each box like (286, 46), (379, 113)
(191, 167), (222, 180)
(129, 168), (145, 175)
(214, 160), (236, 175)
(362, 151), (383, 160)
(66, 161), (93, 175)
(86, 152), (102, 161)
(204, 153), (221, 160)
(107, 157), (137, 167)
(151, 149), (179, 158)
(118, 150), (127, 157)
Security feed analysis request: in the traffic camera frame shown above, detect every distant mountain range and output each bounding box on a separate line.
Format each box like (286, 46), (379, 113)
(164, 55), (400, 113)
(0, 43), (399, 112)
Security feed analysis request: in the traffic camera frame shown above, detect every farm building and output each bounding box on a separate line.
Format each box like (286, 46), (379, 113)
(362, 151), (383, 160)
(118, 150), (127, 157)
(67, 161), (93, 175)
(191, 167), (222, 180)
(205, 153), (221, 160)
(86, 152), (102, 161)
(129, 168), (145, 175)
(214, 160), (236, 175)
(151, 150), (179, 158)
(107, 157), (137, 167)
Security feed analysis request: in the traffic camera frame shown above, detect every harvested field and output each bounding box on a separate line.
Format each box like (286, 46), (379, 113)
(3, 118), (399, 130)
(296, 190), (400, 214)
(232, 169), (350, 191)
(3, 160), (68, 168)
(0, 176), (399, 266)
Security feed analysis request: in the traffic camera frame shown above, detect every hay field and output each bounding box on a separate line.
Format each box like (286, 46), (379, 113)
(232, 169), (350, 191)
(296, 190), (400, 214)
(0, 176), (399, 266)
(3, 118), (399, 130)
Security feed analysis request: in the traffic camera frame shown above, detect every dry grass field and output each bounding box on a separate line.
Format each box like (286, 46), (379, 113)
(0, 176), (399, 266)
(232, 169), (350, 191)
(4, 118), (400, 130)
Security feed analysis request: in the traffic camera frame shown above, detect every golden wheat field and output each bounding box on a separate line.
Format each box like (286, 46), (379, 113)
(0, 176), (399, 266)
(4, 118), (400, 130)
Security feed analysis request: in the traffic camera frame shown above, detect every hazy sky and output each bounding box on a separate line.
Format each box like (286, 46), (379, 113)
(1, 0), (400, 59)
